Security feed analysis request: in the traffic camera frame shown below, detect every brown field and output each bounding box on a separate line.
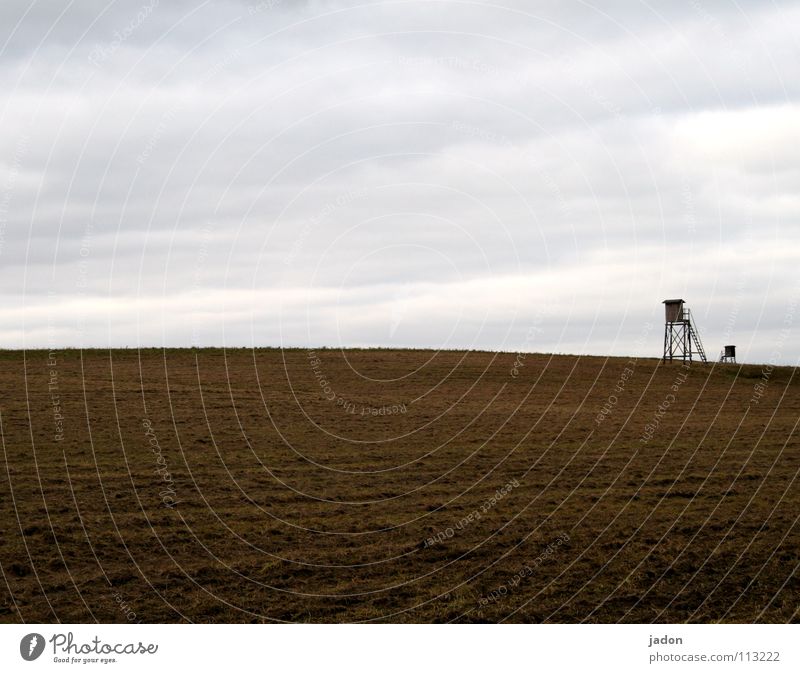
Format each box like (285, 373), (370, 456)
(0, 347), (798, 623)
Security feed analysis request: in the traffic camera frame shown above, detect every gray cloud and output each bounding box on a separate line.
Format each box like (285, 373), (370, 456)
(0, 0), (798, 363)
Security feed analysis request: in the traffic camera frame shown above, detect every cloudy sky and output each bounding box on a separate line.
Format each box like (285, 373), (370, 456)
(0, 0), (798, 362)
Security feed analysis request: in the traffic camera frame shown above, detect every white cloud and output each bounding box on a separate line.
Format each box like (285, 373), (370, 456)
(673, 104), (800, 173)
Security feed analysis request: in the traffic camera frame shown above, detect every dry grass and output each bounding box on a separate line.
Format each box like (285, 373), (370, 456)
(1, 347), (798, 623)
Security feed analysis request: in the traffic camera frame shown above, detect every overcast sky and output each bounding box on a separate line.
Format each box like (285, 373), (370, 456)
(0, 0), (798, 362)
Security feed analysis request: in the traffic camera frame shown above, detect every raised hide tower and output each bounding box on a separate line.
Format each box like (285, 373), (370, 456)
(662, 299), (708, 363)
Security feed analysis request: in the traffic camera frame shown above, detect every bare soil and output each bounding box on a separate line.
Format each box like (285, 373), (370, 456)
(1, 348), (798, 623)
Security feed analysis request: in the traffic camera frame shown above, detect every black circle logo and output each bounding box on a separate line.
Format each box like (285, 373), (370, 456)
(20, 633), (45, 661)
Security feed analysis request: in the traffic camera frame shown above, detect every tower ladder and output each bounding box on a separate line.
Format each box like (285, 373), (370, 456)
(686, 309), (708, 363)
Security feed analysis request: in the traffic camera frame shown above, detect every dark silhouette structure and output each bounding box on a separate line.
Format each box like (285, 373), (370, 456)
(662, 299), (708, 363)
